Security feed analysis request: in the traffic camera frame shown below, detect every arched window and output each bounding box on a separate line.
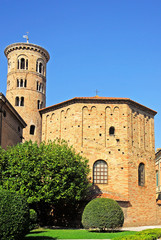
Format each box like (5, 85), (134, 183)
(21, 58), (25, 69)
(36, 59), (44, 75)
(24, 79), (27, 87)
(17, 79), (20, 87)
(20, 79), (23, 87)
(93, 160), (108, 184)
(17, 56), (28, 70)
(30, 125), (35, 135)
(109, 126), (115, 135)
(20, 97), (24, 106)
(15, 97), (19, 106)
(138, 163), (145, 186)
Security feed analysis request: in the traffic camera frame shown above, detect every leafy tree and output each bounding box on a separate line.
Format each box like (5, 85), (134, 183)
(0, 140), (90, 211)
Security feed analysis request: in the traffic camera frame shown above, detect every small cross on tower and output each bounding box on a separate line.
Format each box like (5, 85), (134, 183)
(96, 89), (99, 97)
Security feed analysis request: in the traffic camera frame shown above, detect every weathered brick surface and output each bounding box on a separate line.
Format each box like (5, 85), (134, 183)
(40, 98), (157, 226)
(0, 93), (26, 149)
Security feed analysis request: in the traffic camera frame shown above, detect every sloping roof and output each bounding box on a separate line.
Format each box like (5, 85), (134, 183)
(40, 96), (157, 116)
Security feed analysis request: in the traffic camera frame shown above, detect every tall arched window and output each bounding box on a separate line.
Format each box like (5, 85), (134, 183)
(36, 59), (44, 75)
(17, 79), (20, 87)
(20, 79), (23, 87)
(93, 160), (108, 184)
(138, 163), (145, 186)
(17, 56), (28, 70)
(20, 97), (24, 106)
(109, 126), (115, 135)
(15, 97), (19, 106)
(21, 58), (25, 69)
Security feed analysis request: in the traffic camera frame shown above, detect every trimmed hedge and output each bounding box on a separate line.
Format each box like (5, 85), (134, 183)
(82, 198), (124, 230)
(0, 189), (30, 240)
(113, 228), (161, 240)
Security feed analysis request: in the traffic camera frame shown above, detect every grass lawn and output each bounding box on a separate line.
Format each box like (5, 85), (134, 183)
(25, 228), (137, 239)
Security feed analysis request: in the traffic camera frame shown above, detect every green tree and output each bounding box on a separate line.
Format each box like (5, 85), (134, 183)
(0, 140), (90, 210)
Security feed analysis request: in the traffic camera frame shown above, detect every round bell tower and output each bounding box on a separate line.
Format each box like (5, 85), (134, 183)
(4, 42), (50, 144)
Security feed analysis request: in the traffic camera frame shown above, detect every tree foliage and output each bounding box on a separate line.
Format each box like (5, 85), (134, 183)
(0, 140), (90, 206)
(82, 198), (124, 230)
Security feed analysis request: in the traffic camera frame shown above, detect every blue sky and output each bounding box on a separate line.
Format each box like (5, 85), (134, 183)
(0, 0), (161, 149)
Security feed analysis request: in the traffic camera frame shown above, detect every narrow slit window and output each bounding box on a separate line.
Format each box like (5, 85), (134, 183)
(15, 97), (19, 106)
(138, 163), (145, 186)
(21, 58), (25, 69)
(20, 79), (23, 87)
(20, 97), (24, 106)
(17, 79), (20, 87)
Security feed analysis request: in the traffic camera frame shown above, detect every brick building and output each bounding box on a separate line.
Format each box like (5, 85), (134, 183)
(0, 92), (26, 149)
(3, 41), (161, 226)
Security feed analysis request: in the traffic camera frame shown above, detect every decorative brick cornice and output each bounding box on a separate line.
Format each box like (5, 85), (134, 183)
(39, 96), (157, 116)
(4, 43), (50, 62)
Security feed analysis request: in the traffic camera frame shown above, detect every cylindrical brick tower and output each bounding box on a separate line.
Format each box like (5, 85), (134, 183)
(4, 42), (50, 144)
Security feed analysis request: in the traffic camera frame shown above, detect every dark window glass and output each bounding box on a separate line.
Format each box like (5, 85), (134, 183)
(17, 59), (19, 69)
(30, 125), (35, 135)
(24, 80), (27, 87)
(20, 97), (24, 106)
(109, 126), (115, 135)
(26, 59), (28, 70)
(17, 79), (19, 87)
(21, 58), (25, 69)
(20, 79), (23, 87)
(15, 97), (19, 106)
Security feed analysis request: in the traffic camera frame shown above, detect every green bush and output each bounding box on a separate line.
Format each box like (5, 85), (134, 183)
(0, 189), (30, 240)
(82, 198), (124, 230)
(114, 235), (157, 240)
(137, 229), (161, 238)
(29, 209), (38, 230)
(113, 229), (161, 240)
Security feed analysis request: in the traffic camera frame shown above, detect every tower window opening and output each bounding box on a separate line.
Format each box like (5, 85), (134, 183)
(37, 81), (44, 93)
(17, 79), (20, 87)
(138, 163), (145, 186)
(37, 100), (43, 109)
(109, 126), (115, 135)
(30, 125), (35, 135)
(17, 57), (28, 70)
(21, 58), (25, 69)
(15, 97), (19, 106)
(20, 97), (24, 106)
(24, 79), (27, 87)
(26, 59), (28, 70)
(36, 59), (44, 75)
(93, 160), (108, 184)
(20, 79), (23, 87)
(17, 59), (19, 69)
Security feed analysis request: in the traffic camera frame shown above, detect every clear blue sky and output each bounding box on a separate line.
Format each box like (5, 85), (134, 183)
(0, 0), (161, 149)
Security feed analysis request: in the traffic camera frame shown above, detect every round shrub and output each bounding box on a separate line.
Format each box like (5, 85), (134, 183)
(29, 209), (38, 230)
(82, 198), (124, 230)
(0, 189), (30, 240)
